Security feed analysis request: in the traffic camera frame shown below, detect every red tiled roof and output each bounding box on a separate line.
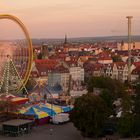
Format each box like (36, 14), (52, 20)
(133, 62), (140, 67)
(116, 51), (128, 56)
(51, 65), (69, 73)
(131, 67), (140, 75)
(98, 57), (112, 61)
(114, 62), (126, 70)
(35, 59), (57, 64)
(93, 64), (103, 71)
(103, 63), (114, 69)
(65, 60), (78, 67)
(35, 59), (58, 74)
(97, 51), (110, 57)
(84, 63), (103, 72)
(70, 56), (78, 61)
(49, 54), (66, 60)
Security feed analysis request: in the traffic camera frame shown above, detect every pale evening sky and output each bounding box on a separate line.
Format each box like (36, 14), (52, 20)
(0, 0), (140, 39)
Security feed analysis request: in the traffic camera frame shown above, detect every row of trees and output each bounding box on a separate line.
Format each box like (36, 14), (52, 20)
(70, 76), (140, 138)
(118, 81), (140, 137)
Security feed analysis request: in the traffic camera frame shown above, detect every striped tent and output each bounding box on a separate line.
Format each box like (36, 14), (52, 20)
(34, 104), (56, 117)
(45, 103), (71, 113)
(21, 106), (49, 119)
(19, 103), (71, 119)
(45, 103), (62, 113)
(61, 106), (71, 112)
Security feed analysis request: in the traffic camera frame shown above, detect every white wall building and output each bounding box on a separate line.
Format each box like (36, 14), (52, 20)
(47, 66), (70, 92)
(69, 67), (84, 82)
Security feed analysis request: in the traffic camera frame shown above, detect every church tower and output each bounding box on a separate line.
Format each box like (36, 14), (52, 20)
(64, 34), (68, 45)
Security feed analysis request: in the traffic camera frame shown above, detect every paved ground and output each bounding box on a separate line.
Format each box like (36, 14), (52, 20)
(0, 123), (93, 140)
(0, 123), (139, 140)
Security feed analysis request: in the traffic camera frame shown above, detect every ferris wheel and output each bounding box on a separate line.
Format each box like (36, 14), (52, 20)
(0, 14), (33, 95)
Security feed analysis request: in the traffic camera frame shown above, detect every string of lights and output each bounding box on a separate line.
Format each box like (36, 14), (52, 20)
(0, 56), (29, 95)
(6, 57), (10, 94)
(0, 62), (7, 92)
(10, 57), (29, 95)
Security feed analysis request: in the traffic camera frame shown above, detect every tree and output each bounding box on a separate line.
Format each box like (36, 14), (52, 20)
(134, 93), (140, 116)
(86, 76), (126, 99)
(118, 81), (140, 138)
(100, 89), (114, 114)
(69, 93), (110, 137)
(132, 83), (140, 136)
(133, 82), (140, 115)
(118, 113), (134, 138)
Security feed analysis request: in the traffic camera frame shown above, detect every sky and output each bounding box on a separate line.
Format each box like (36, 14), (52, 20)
(0, 0), (140, 39)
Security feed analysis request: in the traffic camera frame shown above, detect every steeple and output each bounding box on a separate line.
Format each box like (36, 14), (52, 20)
(64, 34), (68, 45)
(121, 40), (124, 46)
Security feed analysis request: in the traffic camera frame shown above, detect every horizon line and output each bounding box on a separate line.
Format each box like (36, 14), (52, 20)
(1, 35), (140, 41)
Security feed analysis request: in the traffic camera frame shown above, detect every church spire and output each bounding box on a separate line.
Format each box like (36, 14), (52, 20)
(64, 34), (68, 44)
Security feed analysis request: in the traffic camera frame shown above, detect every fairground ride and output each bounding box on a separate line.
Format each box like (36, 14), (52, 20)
(0, 14), (33, 95)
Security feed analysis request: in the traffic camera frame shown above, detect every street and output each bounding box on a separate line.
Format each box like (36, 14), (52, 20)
(0, 122), (139, 140)
(0, 123), (92, 140)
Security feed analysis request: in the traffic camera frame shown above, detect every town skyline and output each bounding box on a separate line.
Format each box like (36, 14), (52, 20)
(1, 0), (140, 39)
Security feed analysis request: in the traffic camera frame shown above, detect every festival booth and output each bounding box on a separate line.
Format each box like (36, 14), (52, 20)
(0, 94), (29, 117)
(2, 119), (33, 137)
(0, 94), (29, 105)
(11, 97), (29, 105)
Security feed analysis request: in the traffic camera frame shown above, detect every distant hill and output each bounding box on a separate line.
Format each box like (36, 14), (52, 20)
(31, 35), (140, 45)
